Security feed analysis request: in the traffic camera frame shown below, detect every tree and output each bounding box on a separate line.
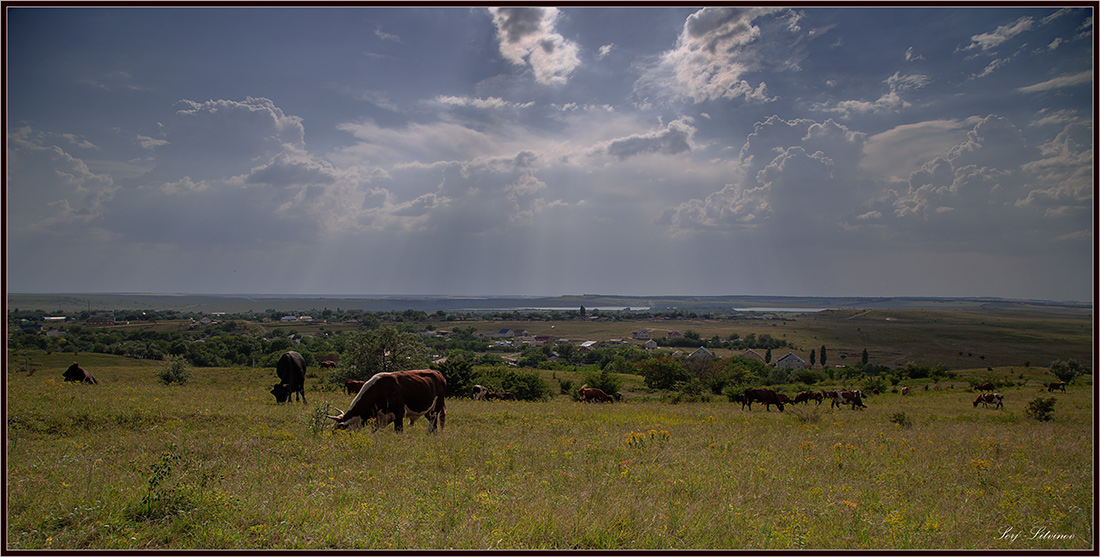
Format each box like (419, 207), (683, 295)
(635, 357), (690, 390)
(335, 325), (429, 384)
(809, 349), (816, 367)
(765, 348), (772, 364)
(1049, 359), (1086, 384)
(861, 348), (869, 366)
(820, 345), (828, 369)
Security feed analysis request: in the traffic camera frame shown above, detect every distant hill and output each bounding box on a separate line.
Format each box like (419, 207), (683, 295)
(6, 293), (1091, 315)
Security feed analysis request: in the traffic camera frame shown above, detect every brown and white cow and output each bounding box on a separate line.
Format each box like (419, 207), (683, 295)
(327, 369), (446, 433)
(742, 388), (786, 412)
(826, 390), (866, 410)
(901, 386), (910, 396)
(62, 363), (98, 385)
(1048, 382), (1067, 393)
(578, 385), (613, 403)
(973, 392), (1004, 409)
(976, 382), (995, 392)
(271, 351), (307, 403)
(473, 384), (490, 401)
(345, 379), (367, 395)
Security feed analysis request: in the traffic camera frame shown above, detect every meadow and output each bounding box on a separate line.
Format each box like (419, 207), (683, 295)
(5, 350), (1093, 550)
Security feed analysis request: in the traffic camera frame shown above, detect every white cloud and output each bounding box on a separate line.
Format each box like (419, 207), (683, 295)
(488, 7), (581, 86)
(961, 16), (1034, 52)
(597, 44), (615, 58)
(1017, 70), (1092, 93)
(604, 117), (696, 160)
(815, 71), (929, 117)
(637, 7), (787, 104)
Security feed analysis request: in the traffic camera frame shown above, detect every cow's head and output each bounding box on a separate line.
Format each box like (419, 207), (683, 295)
(327, 411), (380, 432)
(271, 383), (291, 403)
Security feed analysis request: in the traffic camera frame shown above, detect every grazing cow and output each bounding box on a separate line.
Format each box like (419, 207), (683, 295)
(1048, 382), (1066, 393)
(488, 391), (516, 401)
(327, 369), (446, 433)
(976, 382), (995, 392)
(825, 390), (866, 410)
(320, 360), (338, 369)
(345, 379), (367, 395)
(578, 385), (614, 403)
(791, 391), (824, 405)
(973, 393), (1004, 409)
(901, 386), (910, 396)
(742, 388), (785, 412)
(872, 388), (880, 395)
(62, 363), (98, 385)
(473, 384), (489, 400)
(270, 351), (307, 403)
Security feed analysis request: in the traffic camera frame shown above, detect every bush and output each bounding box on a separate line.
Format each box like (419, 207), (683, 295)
(156, 355), (191, 385)
(889, 412), (913, 428)
(581, 367), (622, 398)
(1025, 397), (1057, 422)
(473, 367), (552, 401)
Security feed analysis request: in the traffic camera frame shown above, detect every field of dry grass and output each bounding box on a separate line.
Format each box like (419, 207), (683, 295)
(5, 350), (1093, 550)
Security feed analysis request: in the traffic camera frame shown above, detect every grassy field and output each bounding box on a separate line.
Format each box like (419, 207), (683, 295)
(5, 350), (1093, 550)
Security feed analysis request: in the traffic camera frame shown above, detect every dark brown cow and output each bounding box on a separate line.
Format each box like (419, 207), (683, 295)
(62, 363), (98, 385)
(973, 392), (1004, 409)
(825, 390), (866, 410)
(320, 360), (338, 369)
(1048, 382), (1066, 393)
(270, 351), (307, 403)
(578, 385), (613, 403)
(793, 391), (823, 405)
(976, 382), (995, 391)
(742, 388), (785, 412)
(345, 379), (367, 395)
(328, 369), (446, 432)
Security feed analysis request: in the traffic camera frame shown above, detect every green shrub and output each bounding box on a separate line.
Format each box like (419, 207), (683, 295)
(1025, 397), (1057, 422)
(155, 355), (191, 385)
(889, 412), (913, 428)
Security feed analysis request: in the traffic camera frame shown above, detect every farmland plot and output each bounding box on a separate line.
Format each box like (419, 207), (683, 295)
(5, 352), (1093, 550)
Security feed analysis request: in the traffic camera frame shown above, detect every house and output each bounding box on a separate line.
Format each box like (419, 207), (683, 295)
(666, 331), (682, 339)
(644, 339), (658, 350)
(774, 352), (806, 370)
(632, 329), (650, 340)
(690, 347), (715, 360)
(741, 349), (765, 363)
(578, 340), (599, 351)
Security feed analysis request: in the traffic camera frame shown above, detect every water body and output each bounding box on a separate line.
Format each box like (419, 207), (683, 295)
(466, 306), (653, 312)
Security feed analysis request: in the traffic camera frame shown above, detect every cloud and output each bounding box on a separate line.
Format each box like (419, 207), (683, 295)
(488, 7), (581, 86)
(1017, 70), (1092, 93)
(815, 71), (930, 117)
(605, 117), (696, 160)
(637, 7), (789, 103)
(79, 70), (148, 92)
(432, 95), (534, 110)
(597, 44), (615, 58)
(961, 16), (1034, 52)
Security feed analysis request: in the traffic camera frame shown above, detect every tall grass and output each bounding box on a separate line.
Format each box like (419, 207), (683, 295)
(5, 351), (1093, 549)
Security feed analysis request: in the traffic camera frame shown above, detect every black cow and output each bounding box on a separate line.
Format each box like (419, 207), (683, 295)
(742, 388), (785, 412)
(62, 363), (98, 384)
(271, 351), (307, 403)
(327, 369), (446, 433)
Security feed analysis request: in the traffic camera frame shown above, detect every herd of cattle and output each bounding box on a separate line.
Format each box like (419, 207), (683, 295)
(58, 350), (1075, 433)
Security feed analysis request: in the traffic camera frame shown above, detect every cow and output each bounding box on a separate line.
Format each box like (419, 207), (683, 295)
(976, 382), (995, 392)
(973, 392), (1004, 409)
(345, 379), (367, 395)
(825, 390), (866, 410)
(327, 369), (446, 433)
(62, 363), (98, 385)
(320, 360), (338, 369)
(901, 386), (910, 396)
(872, 388), (880, 395)
(742, 388), (785, 412)
(578, 385), (613, 403)
(793, 391), (823, 405)
(270, 351), (307, 403)
(1048, 382), (1067, 393)
(488, 391), (516, 401)
(473, 384), (489, 400)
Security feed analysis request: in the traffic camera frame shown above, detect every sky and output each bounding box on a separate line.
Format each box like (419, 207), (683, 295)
(5, 6), (1094, 301)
